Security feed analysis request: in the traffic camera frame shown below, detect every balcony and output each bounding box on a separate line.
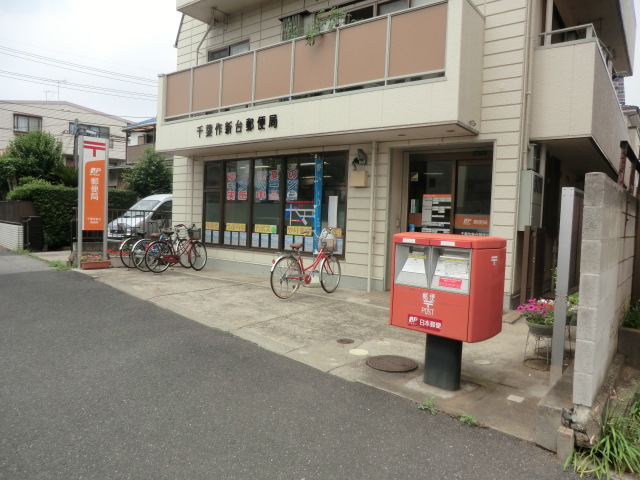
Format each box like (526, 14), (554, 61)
(530, 25), (633, 174)
(158, 1), (484, 156)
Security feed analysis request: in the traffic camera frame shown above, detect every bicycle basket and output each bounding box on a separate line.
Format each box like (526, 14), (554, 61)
(188, 228), (201, 240)
(320, 233), (336, 252)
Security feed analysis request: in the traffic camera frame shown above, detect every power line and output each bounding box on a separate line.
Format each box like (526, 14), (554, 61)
(0, 70), (156, 97)
(0, 101), (154, 120)
(0, 45), (158, 86)
(0, 71), (157, 101)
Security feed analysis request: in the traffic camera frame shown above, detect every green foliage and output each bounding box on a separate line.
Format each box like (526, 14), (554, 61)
(51, 164), (78, 187)
(304, 7), (347, 46)
(0, 131), (64, 199)
(622, 301), (640, 329)
(458, 414), (478, 426)
(566, 392), (640, 479)
(108, 189), (138, 210)
(418, 396), (437, 415)
(121, 147), (172, 198)
(7, 184), (137, 250)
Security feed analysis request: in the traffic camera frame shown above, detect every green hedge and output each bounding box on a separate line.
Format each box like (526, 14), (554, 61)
(7, 184), (137, 249)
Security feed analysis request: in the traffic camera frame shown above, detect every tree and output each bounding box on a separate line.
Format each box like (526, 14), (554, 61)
(121, 147), (172, 198)
(0, 130), (64, 198)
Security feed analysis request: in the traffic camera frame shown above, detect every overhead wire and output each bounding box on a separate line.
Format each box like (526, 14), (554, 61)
(0, 71), (156, 101)
(0, 100), (153, 119)
(0, 45), (158, 86)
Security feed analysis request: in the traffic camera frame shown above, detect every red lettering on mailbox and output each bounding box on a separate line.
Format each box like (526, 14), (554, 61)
(407, 314), (442, 332)
(438, 277), (463, 289)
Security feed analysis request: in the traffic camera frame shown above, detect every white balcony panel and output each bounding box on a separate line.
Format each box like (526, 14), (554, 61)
(530, 40), (629, 169)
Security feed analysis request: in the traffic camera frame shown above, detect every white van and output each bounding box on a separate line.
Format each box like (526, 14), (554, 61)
(107, 194), (172, 240)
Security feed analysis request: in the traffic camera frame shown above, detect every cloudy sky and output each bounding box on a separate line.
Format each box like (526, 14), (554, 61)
(0, 0), (638, 124)
(0, 0), (181, 122)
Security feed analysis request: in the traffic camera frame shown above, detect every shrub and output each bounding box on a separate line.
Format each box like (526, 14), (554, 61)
(623, 302), (640, 330)
(7, 184), (137, 249)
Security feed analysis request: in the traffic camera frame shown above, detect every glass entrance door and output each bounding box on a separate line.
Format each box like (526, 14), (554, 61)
(406, 152), (492, 236)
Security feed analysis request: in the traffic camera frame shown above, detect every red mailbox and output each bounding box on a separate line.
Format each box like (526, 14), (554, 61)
(389, 233), (506, 390)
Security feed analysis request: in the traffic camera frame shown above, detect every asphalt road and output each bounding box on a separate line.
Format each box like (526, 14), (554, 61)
(0, 251), (575, 479)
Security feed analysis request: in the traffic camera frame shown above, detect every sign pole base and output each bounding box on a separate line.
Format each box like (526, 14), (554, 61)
(424, 334), (462, 391)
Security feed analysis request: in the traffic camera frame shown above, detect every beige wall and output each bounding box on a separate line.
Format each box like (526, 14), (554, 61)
(0, 101), (128, 162)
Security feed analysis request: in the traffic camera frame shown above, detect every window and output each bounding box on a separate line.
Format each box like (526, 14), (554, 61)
(379, 0), (409, 15)
(207, 40), (250, 62)
(407, 152), (492, 236)
(69, 123), (110, 138)
(203, 153), (347, 253)
(13, 115), (42, 133)
(282, 13), (305, 40)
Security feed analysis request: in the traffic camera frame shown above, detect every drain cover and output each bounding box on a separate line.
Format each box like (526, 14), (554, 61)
(366, 355), (418, 372)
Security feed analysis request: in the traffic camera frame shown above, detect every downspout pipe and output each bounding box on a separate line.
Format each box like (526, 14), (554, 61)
(174, 13), (185, 48)
(367, 141), (377, 292)
(196, 20), (216, 65)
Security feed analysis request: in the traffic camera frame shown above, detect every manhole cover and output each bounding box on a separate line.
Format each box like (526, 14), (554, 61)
(366, 355), (418, 372)
(337, 338), (355, 344)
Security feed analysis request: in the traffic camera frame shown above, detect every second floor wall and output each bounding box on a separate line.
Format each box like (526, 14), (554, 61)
(0, 101), (128, 164)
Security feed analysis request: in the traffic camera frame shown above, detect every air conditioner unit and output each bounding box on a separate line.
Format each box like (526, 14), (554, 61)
(518, 170), (543, 231)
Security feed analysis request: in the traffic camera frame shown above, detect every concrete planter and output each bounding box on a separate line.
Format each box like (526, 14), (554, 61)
(618, 327), (640, 369)
(80, 260), (111, 270)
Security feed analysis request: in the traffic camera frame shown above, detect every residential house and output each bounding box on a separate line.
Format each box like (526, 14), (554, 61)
(0, 100), (130, 187)
(122, 117), (174, 171)
(155, 0), (639, 310)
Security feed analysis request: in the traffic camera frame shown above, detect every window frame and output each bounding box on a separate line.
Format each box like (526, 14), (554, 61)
(13, 114), (42, 133)
(203, 152), (348, 256)
(207, 40), (250, 62)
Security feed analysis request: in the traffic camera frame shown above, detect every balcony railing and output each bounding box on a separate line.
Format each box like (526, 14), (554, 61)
(163, 3), (447, 120)
(531, 26), (630, 167)
(539, 24), (615, 76)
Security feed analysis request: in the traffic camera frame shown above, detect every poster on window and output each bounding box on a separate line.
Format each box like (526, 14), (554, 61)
(252, 233), (260, 247)
(226, 171), (237, 201)
(268, 169), (280, 201)
(237, 170), (249, 201)
(286, 168), (298, 201)
(255, 170), (267, 201)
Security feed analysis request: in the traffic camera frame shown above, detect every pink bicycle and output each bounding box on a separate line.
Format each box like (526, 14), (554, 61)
(270, 228), (341, 299)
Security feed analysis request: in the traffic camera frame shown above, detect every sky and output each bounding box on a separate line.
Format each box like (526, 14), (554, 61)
(0, 0), (639, 125)
(0, 0), (182, 122)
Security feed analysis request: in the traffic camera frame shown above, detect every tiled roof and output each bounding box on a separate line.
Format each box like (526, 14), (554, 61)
(122, 117), (156, 131)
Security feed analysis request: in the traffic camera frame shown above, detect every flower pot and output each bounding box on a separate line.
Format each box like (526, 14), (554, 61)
(80, 260), (111, 270)
(525, 320), (554, 337)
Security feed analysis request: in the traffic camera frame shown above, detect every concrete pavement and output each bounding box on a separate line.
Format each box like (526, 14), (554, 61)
(28, 249), (568, 445)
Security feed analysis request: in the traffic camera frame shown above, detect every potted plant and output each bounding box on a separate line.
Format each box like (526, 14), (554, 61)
(567, 292), (579, 326)
(518, 298), (555, 336)
(80, 253), (111, 270)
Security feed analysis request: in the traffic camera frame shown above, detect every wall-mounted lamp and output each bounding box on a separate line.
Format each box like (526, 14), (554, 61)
(352, 148), (368, 171)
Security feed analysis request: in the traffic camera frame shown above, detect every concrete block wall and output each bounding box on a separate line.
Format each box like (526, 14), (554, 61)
(0, 222), (23, 251)
(574, 172), (637, 407)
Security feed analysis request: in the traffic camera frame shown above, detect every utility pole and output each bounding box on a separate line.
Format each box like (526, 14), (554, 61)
(74, 119), (81, 267)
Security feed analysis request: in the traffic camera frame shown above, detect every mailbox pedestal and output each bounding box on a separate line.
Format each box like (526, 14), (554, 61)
(425, 335), (462, 391)
(389, 233), (506, 390)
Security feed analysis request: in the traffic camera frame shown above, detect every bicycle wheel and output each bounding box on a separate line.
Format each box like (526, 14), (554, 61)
(270, 256), (302, 299)
(145, 241), (172, 274)
(176, 239), (191, 268)
(119, 237), (137, 268)
(132, 239), (151, 272)
(320, 255), (341, 293)
(189, 241), (207, 271)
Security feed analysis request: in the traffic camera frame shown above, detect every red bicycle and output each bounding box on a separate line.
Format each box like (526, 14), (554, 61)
(270, 228), (341, 299)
